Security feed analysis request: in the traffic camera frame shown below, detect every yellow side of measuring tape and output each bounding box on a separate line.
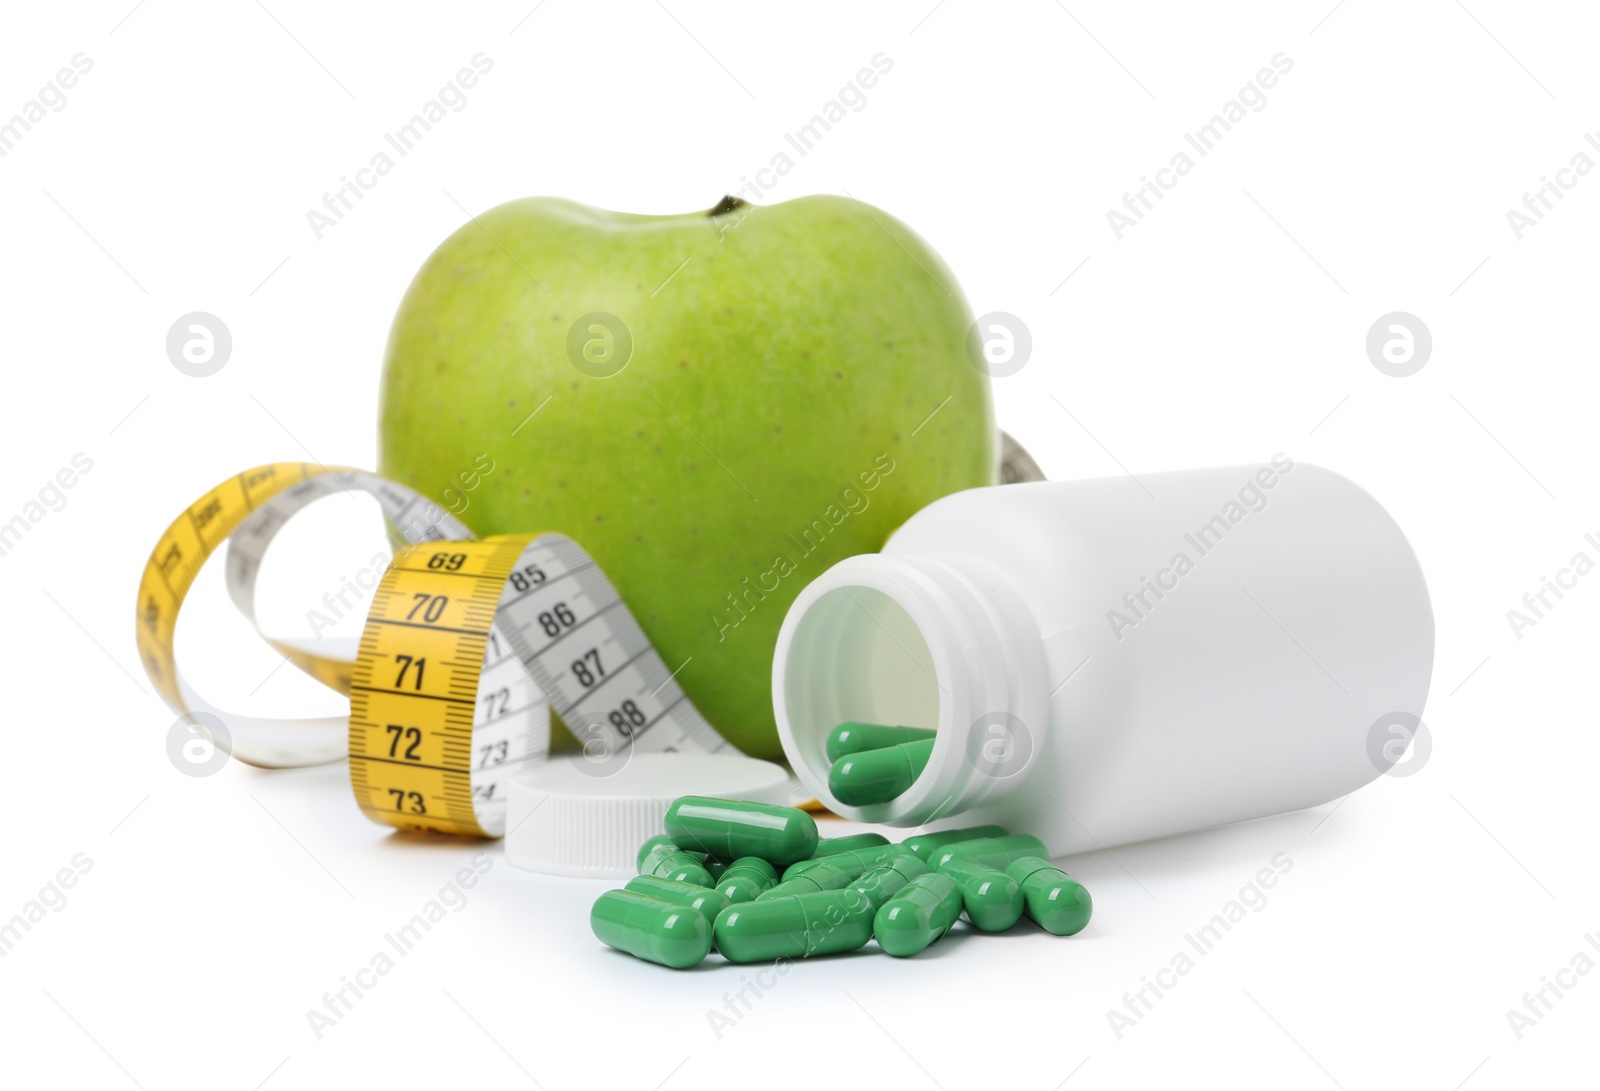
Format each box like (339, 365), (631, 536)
(137, 463), (329, 712)
(137, 462), (760, 839)
(346, 535), (523, 838)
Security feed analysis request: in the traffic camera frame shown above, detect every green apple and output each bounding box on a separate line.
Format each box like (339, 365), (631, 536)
(379, 194), (994, 758)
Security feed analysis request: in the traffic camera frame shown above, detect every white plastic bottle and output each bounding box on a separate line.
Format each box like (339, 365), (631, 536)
(771, 457), (1434, 854)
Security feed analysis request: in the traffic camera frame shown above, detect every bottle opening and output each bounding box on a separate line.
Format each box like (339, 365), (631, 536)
(776, 552), (1048, 824)
(780, 584), (941, 798)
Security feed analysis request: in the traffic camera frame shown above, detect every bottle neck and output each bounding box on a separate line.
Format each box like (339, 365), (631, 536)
(773, 551), (1051, 825)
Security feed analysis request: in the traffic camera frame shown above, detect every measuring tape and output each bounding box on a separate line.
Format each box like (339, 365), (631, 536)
(136, 462), (762, 838)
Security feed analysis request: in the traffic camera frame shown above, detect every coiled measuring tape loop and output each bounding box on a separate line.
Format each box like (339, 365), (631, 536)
(137, 462), (774, 840)
(221, 465), (477, 704)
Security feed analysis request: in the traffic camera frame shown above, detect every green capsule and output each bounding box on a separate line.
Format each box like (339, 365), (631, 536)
(716, 857), (779, 903)
(663, 796), (819, 866)
(784, 843), (910, 881)
(825, 723), (937, 763)
(933, 834), (1048, 872)
(647, 850), (714, 888)
(714, 888), (874, 963)
(764, 859), (858, 899)
(852, 855), (930, 911)
(591, 890), (713, 969)
(939, 859), (1024, 932)
(828, 739), (935, 806)
(1005, 856), (1093, 936)
(638, 835), (710, 881)
(873, 872), (962, 957)
(623, 876), (730, 926)
(899, 825), (1010, 862)
(636, 835), (684, 872)
(809, 832), (892, 858)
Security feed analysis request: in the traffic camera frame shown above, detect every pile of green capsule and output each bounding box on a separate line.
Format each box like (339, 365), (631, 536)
(590, 796), (1092, 969)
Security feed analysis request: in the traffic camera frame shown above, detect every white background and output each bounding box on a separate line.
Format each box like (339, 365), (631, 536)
(1, 1), (1596, 1088)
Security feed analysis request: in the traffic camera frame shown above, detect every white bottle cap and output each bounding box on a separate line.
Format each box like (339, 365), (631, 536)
(504, 752), (793, 878)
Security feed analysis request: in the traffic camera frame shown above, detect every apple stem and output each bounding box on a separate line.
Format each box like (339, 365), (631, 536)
(708, 195), (747, 217)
